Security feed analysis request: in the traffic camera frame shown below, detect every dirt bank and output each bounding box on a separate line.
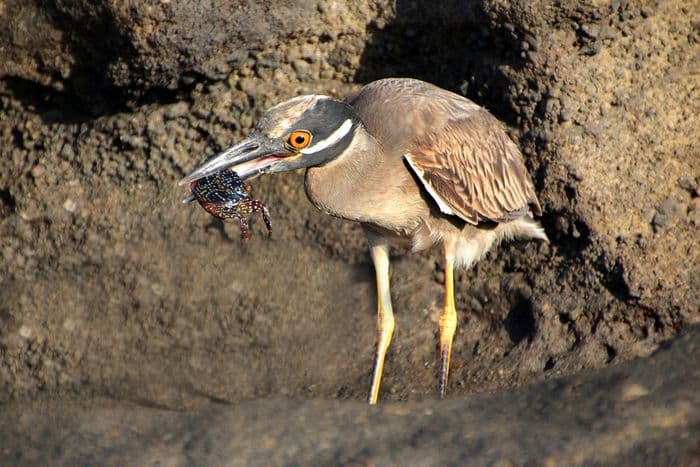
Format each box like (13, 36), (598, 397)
(0, 0), (697, 416)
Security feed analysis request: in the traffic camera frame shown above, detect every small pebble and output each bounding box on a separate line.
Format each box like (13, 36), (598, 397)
(678, 176), (697, 193)
(652, 197), (685, 231)
(580, 24), (600, 39)
(63, 318), (77, 332)
(18, 325), (33, 339)
(60, 143), (75, 159)
(63, 199), (78, 213)
(30, 165), (45, 178)
(164, 102), (189, 119)
(690, 198), (700, 226)
(581, 43), (602, 56)
(619, 383), (649, 401)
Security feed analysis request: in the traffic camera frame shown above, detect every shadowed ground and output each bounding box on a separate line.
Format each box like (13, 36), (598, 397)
(2, 325), (699, 466)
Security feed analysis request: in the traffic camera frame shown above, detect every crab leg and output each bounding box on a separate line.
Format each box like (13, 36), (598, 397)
(235, 214), (251, 240)
(235, 200), (273, 236)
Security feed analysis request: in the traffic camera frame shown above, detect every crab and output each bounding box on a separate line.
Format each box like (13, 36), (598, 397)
(189, 170), (272, 240)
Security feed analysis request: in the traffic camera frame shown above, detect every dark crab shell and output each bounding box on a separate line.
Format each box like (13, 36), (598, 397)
(190, 170), (250, 219)
(190, 170), (272, 239)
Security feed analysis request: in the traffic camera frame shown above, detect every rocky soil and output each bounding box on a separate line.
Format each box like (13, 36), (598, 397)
(3, 324), (699, 466)
(0, 0), (698, 464)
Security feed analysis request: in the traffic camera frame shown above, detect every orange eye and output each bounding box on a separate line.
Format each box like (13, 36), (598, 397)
(287, 130), (312, 150)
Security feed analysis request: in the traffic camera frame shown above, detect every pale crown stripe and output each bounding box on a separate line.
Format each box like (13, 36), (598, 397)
(301, 119), (353, 154)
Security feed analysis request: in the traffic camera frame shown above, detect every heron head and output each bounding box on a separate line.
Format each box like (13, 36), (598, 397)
(179, 95), (362, 186)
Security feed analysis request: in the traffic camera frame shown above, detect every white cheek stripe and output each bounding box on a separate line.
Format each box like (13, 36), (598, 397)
(404, 154), (455, 216)
(301, 119), (353, 154)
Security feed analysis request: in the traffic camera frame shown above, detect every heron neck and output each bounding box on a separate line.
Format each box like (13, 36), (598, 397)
(304, 129), (386, 222)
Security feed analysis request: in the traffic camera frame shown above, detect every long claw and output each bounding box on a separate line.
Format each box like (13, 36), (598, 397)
(438, 343), (453, 399)
(260, 205), (273, 236)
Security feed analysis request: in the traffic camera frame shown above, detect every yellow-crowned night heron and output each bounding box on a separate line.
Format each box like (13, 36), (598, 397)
(180, 78), (547, 404)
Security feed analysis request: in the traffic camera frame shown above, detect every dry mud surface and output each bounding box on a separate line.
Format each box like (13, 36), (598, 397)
(0, 0), (699, 464)
(2, 325), (699, 466)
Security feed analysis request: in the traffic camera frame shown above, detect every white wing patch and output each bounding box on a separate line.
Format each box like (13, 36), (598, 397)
(404, 154), (455, 216)
(301, 119), (353, 154)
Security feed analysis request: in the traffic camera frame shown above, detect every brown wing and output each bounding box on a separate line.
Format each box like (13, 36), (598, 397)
(348, 78), (541, 224)
(404, 109), (542, 225)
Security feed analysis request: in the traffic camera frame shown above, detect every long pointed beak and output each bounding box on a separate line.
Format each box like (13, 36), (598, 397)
(178, 134), (289, 187)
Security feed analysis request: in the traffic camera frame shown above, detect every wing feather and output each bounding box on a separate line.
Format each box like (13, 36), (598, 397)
(347, 78), (541, 224)
(405, 110), (542, 225)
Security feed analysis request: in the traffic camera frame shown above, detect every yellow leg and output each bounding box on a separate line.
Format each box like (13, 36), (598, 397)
(438, 241), (457, 399)
(367, 240), (395, 405)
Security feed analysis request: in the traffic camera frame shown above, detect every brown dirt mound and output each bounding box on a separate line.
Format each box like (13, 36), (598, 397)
(0, 0), (697, 413)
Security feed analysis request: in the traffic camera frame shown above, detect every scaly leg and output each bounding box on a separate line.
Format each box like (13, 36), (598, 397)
(235, 214), (251, 240)
(438, 240), (457, 399)
(367, 236), (394, 405)
(232, 200), (273, 238)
